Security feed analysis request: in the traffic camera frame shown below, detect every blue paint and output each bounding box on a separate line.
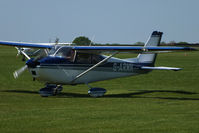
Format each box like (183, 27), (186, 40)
(0, 40), (196, 51)
(39, 56), (72, 64)
(0, 41), (52, 48)
(38, 56), (153, 69)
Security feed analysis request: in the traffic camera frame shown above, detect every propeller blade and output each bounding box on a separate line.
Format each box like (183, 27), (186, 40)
(13, 65), (28, 79)
(15, 47), (21, 57)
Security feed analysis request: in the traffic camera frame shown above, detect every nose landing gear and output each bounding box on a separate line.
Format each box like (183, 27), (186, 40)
(39, 84), (63, 97)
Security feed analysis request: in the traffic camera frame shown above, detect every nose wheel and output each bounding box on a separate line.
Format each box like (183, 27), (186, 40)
(39, 84), (63, 97)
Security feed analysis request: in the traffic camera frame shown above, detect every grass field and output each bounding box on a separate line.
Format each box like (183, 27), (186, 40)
(0, 46), (199, 133)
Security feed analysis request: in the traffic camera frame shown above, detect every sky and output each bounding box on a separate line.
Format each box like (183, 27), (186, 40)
(0, 0), (199, 44)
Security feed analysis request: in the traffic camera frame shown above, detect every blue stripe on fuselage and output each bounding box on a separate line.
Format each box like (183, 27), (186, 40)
(38, 56), (152, 69)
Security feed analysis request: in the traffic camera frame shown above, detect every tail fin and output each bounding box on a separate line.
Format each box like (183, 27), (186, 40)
(137, 31), (163, 66)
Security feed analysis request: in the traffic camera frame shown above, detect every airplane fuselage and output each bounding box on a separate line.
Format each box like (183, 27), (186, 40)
(28, 56), (150, 85)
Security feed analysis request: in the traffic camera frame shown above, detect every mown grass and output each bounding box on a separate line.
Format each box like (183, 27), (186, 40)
(0, 46), (199, 133)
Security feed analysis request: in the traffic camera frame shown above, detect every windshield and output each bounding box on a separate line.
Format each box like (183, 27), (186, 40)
(48, 45), (61, 55)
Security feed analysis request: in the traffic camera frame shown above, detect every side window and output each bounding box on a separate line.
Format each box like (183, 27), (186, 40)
(91, 54), (103, 64)
(75, 53), (104, 64)
(75, 53), (92, 64)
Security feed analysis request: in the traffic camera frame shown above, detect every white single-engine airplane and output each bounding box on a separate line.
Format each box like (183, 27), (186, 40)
(0, 31), (196, 97)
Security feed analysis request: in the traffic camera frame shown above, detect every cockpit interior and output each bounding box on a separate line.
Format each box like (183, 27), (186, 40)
(49, 46), (104, 64)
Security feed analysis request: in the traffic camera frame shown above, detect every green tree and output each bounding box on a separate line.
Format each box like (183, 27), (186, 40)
(178, 41), (188, 45)
(72, 36), (91, 46)
(160, 41), (166, 45)
(135, 42), (144, 45)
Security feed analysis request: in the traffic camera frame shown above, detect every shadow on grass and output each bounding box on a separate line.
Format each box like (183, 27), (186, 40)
(1, 89), (38, 94)
(1, 89), (199, 100)
(58, 90), (199, 100)
(104, 90), (199, 100)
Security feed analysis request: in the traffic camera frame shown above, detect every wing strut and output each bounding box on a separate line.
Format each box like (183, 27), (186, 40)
(71, 52), (118, 83)
(20, 50), (31, 60)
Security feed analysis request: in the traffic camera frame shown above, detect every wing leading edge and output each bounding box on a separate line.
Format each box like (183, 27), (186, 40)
(0, 40), (197, 53)
(72, 46), (197, 54)
(0, 41), (53, 48)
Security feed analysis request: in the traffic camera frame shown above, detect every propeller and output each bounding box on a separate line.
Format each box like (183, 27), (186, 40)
(13, 65), (28, 78)
(13, 49), (48, 79)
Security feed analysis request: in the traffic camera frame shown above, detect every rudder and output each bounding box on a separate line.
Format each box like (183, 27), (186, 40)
(137, 31), (163, 66)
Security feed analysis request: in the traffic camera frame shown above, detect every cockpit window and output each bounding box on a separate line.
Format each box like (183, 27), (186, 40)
(75, 53), (104, 64)
(53, 47), (76, 62)
(75, 53), (92, 64)
(92, 54), (103, 64)
(49, 46), (104, 64)
(48, 45), (61, 55)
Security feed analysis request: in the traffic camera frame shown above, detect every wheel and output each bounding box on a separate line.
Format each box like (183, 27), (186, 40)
(39, 87), (54, 97)
(88, 88), (107, 97)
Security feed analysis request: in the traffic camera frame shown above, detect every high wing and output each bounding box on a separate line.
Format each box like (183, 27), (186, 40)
(71, 46), (196, 54)
(0, 40), (53, 48)
(0, 40), (197, 53)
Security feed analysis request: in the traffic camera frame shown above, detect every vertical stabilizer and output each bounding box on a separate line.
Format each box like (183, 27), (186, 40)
(137, 31), (163, 66)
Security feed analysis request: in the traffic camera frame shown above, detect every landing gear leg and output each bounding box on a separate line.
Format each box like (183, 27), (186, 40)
(22, 55), (26, 61)
(54, 85), (63, 95)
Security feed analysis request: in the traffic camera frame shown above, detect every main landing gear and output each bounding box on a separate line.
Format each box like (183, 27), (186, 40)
(39, 84), (107, 97)
(39, 84), (63, 97)
(87, 84), (107, 97)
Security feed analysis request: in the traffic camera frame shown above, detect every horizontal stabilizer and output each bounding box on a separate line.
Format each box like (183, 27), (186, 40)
(141, 66), (182, 71)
